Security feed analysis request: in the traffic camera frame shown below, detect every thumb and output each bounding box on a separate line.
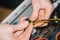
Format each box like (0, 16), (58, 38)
(13, 21), (29, 31)
(18, 22), (33, 40)
(30, 11), (38, 21)
(30, 0), (40, 21)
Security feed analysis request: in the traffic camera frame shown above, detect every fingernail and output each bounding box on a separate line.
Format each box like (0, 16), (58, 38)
(23, 21), (29, 26)
(24, 16), (27, 19)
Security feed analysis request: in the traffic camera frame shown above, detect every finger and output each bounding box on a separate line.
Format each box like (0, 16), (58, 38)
(34, 22), (44, 27)
(44, 5), (54, 19)
(38, 9), (45, 20)
(30, 10), (39, 21)
(40, 23), (48, 27)
(18, 22), (33, 40)
(13, 21), (29, 31)
(14, 30), (24, 37)
(34, 10), (45, 27)
(19, 17), (27, 23)
(34, 10), (46, 27)
(30, 0), (40, 21)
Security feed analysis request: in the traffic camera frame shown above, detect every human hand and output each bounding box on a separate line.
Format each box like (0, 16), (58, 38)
(30, 0), (54, 27)
(0, 17), (33, 40)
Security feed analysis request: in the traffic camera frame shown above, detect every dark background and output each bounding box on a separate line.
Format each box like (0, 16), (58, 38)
(0, 0), (24, 9)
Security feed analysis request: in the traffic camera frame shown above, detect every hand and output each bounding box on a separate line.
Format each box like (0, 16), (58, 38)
(30, 0), (54, 27)
(0, 17), (33, 40)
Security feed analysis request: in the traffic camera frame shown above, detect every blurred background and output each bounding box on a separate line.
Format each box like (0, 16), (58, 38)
(0, 0), (24, 22)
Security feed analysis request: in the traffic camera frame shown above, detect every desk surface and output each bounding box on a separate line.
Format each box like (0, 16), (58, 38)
(0, 6), (13, 22)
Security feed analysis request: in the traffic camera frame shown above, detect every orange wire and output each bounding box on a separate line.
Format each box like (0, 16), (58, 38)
(55, 32), (60, 40)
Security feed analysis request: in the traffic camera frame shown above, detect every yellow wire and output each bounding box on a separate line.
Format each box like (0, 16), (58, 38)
(33, 18), (60, 25)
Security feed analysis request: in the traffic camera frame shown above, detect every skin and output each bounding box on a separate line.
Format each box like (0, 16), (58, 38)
(0, 17), (33, 40)
(30, 0), (54, 27)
